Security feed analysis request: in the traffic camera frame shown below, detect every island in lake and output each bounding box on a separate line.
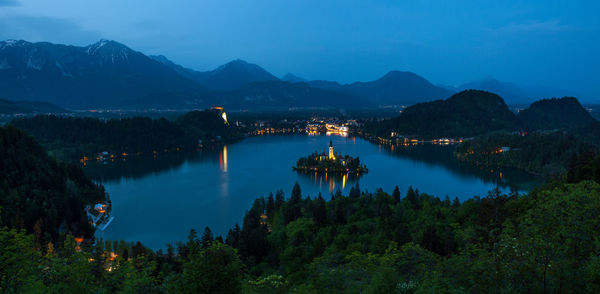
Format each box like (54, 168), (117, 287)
(293, 140), (368, 173)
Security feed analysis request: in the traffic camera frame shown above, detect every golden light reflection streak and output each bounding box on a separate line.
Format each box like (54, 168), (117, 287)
(326, 131), (348, 137)
(223, 145), (228, 173)
(342, 174), (347, 190)
(219, 145), (229, 198)
(329, 176), (335, 194)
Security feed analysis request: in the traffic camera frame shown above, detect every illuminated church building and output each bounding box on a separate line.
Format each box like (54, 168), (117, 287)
(319, 140), (338, 161)
(329, 139), (335, 160)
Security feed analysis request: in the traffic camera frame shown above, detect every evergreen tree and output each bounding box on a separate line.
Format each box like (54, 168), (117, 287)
(392, 186), (401, 203)
(240, 206), (269, 262)
(225, 224), (241, 249)
(313, 192), (327, 225)
(201, 226), (213, 248)
(406, 186), (418, 208)
(266, 192), (275, 218)
(285, 182), (302, 224)
(275, 189), (285, 210)
(175, 242), (244, 294)
(349, 183), (361, 199)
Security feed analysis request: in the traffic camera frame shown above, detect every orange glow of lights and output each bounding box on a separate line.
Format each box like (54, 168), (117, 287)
(329, 177), (335, 193)
(219, 146), (228, 172)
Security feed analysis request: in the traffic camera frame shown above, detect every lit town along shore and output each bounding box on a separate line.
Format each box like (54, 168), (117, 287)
(293, 139), (368, 174)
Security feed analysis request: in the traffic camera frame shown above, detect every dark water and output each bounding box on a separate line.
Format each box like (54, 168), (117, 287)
(85, 135), (537, 249)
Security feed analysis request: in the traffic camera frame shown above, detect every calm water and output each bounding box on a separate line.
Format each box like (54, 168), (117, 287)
(86, 135), (537, 249)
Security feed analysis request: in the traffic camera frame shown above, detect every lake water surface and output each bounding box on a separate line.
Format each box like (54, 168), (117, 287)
(85, 135), (537, 249)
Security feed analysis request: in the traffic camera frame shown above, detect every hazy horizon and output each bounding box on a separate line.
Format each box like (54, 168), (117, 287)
(0, 0), (598, 100)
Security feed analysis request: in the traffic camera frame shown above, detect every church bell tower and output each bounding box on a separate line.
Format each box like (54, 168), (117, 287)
(328, 139), (335, 160)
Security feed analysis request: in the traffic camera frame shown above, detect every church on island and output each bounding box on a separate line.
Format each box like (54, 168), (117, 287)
(293, 140), (368, 174)
(318, 140), (337, 161)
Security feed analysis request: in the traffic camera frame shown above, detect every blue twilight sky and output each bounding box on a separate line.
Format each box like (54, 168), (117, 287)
(0, 0), (599, 100)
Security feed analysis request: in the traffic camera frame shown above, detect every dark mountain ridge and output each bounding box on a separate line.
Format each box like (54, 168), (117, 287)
(309, 70), (454, 107)
(0, 39), (207, 108)
(209, 80), (370, 110)
(281, 72), (307, 83)
(151, 56), (279, 91)
(370, 90), (520, 137)
(517, 97), (596, 130)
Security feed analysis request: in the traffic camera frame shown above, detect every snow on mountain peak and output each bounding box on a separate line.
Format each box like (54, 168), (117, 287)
(0, 39), (30, 50)
(85, 39), (133, 63)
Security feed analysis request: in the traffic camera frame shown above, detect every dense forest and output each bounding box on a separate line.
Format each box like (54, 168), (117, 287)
(4, 95), (600, 292)
(10, 110), (241, 162)
(0, 125), (106, 245)
(4, 165), (600, 292)
(365, 90), (520, 138)
(517, 97), (595, 131)
(3, 127), (600, 292)
(455, 132), (599, 177)
(366, 91), (596, 139)
(454, 119), (600, 178)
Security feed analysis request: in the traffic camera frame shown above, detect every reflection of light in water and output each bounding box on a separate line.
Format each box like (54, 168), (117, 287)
(326, 131), (348, 137)
(319, 173), (322, 189)
(219, 145), (229, 198)
(342, 174), (347, 190)
(219, 145), (228, 172)
(329, 176), (335, 193)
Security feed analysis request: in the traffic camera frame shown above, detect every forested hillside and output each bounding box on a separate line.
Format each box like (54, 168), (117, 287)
(0, 125), (106, 244)
(517, 97), (595, 130)
(4, 170), (600, 292)
(367, 90), (520, 138)
(11, 110), (240, 162)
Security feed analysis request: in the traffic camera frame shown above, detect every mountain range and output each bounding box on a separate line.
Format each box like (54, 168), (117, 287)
(307, 71), (454, 107)
(0, 39), (582, 110)
(150, 56), (279, 91)
(0, 40), (206, 108)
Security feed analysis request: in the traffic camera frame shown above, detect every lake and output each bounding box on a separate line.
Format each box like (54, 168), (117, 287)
(85, 135), (537, 249)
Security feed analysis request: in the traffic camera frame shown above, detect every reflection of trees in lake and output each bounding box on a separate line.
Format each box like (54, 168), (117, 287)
(378, 143), (539, 191)
(295, 170), (363, 194)
(84, 145), (226, 183)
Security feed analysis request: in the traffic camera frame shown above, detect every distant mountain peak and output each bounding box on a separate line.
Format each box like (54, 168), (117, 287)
(379, 70), (423, 81)
(85, 39), (135, 62)
(203, 59), (278, 90)
(215, 59), (256, 71)
(281, 73), (306, 83)
(0, 39), (31, 50)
